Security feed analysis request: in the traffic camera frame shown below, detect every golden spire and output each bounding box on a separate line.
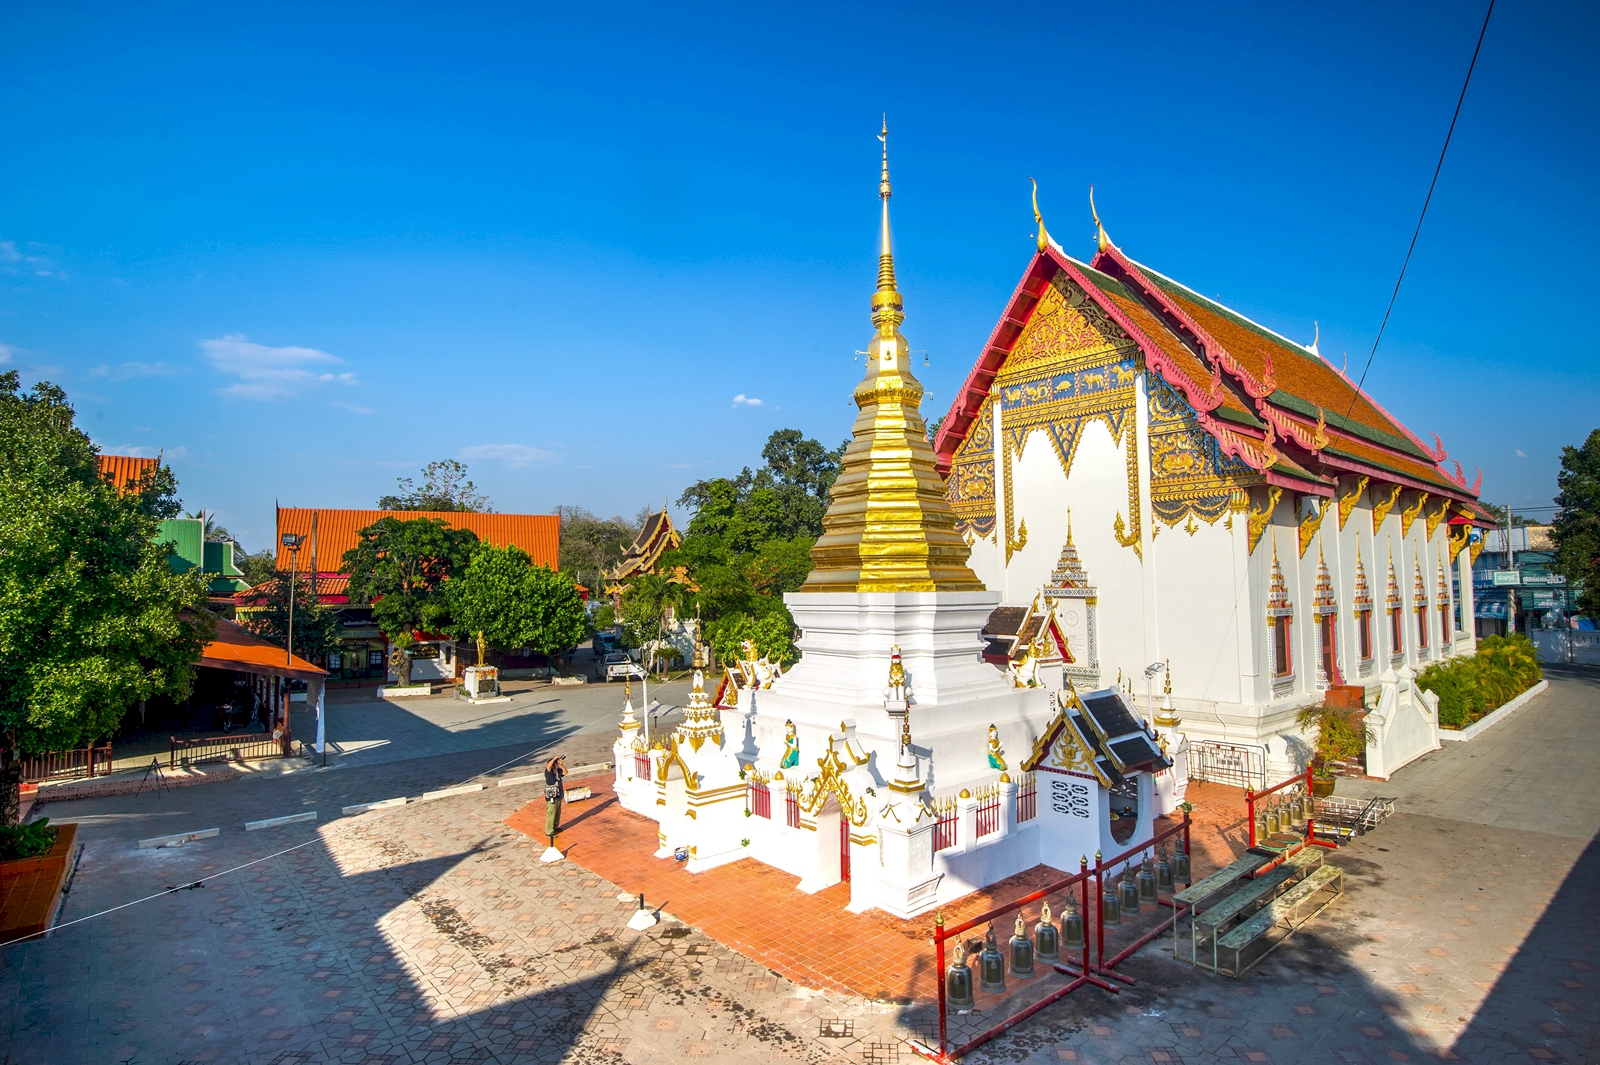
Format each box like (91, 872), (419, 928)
(802, 121), (985, 594)
(1089, 185), (1111, 252)
(1032, 178), (1050, 253)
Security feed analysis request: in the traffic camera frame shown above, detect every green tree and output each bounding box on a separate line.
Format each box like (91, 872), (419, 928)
(378, 459), (493, 512)
(556, 506), (641, 590)
(236, 573), (343, 665)
(342, 517), (478, 682)
(236, 548), (279, 587)
(1551, 428), (1600, 616)
(447, 544), (587, 665)
(0, 372), (212, 822)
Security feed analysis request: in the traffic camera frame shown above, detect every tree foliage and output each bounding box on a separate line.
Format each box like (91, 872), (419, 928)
(0, 372), (213, 772)
(236, 573), (343, 664)
(447, 544), (587, 658)
(378, 460), (492, 512)
(556, 506), (641, 591)
(342, 517), (479, 639)
(236, 548), (279, 587)
(1551, 428), (1600, 616)
(630, 429), (844, 667)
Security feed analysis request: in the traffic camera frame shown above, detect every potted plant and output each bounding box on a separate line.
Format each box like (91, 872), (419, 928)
(1295, 701), (1373, 797)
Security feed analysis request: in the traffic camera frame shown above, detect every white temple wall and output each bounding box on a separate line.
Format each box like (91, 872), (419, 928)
(1148, 507), (1246, 711)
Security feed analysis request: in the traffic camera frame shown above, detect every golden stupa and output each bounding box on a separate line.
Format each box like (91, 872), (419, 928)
(801, 121), (986, 594)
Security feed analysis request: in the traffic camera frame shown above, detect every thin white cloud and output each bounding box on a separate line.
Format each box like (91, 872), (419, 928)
(89, 361), (176, 381)
(661, 462), (694, 469)
(333, 401), (375, 415)
(0, 343), (12, 365)
(91, 443), (191, 463)
(0, 242), (19, 264)
(459, 443), (557, 468)
(1515, 449), (1528, 458)
(201, 334), (356, 400)
(732, 393), (764, 407)
(0, 239), (61, 278)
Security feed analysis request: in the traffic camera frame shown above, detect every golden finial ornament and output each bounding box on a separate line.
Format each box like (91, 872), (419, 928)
(1031, 177), (1050, 252)
(1089, 185), (1111, 252)
(800, 119), (984, 593)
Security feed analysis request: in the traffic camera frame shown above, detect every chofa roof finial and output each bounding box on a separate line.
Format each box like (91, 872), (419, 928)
(1032, 178), (1050, 253)
(1089, 185), (1111, 253)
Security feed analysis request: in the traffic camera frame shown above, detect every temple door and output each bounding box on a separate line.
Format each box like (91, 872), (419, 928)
(839, 817), (851, 883)
(1320, 615), (1342, 685)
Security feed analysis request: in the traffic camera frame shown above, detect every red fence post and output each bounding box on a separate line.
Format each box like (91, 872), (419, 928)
(935, 912), (947, 1057)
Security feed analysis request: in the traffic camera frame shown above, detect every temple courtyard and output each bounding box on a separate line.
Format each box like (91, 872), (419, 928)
(1, 667), (1596, 1064)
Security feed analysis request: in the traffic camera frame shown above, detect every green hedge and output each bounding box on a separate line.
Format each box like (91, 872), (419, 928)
(1416, 634), (1543, 729)
(0, 818), (58, 862)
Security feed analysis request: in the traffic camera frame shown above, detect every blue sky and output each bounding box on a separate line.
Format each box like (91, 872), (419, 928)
(2, 1), (1595, 551)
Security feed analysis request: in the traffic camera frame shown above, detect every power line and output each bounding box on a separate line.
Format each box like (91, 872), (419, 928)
(1339, 0), (1495, 429)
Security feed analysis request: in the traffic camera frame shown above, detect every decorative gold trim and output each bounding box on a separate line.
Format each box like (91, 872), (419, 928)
(1032, 177), (1050, 253)
(1337, 476), (1369, 531)
(1448, 522), (1471, 562)
(1399, 492), (1428, 539)
(798, 738), (869, 827)
(1113, 420), (1142, 559)
(1424, 497), (1450, 542)
(1247, 486), (1282, 556)
(1371, 482), (1402, 536)
(1298, 497), (1331, 559)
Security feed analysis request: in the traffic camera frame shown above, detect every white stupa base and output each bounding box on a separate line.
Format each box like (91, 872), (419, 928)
(539, 846), (564, 863)
(626, 908), (660, 930)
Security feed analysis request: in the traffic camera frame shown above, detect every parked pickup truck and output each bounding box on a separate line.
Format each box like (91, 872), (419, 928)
(603, 651), (646, 682)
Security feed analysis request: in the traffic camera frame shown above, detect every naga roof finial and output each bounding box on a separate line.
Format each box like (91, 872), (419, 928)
(1089, 184), (1111, 253)
(1032, 177), (1050, 253)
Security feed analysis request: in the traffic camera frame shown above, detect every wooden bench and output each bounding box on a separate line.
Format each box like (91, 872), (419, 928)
(1213, 865), (1344, 977)
(1172, 852), (1270, 907)
(1190, 849), (1323, 967)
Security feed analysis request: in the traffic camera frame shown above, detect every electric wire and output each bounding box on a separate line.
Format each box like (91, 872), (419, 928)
(5, 837), (320, 946)
(1337, 0), (1495, 432)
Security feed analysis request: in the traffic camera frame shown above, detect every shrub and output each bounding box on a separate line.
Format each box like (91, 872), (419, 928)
(0, 818), (58, 862)
(1295, 703), (1372, 779)
(1416, 634), (1542, 728)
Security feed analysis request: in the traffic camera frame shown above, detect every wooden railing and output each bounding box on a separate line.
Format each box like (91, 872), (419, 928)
(20, 744), (113, 784)
(170, 733), (285, 768)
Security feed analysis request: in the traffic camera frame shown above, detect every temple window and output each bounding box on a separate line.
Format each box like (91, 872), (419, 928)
(1356, 610), (1373, 662)
(1108, 777), (1139, 845)
(1389, 609), (1404, 658)
(1271, 616), (1292, 678)
(1416, 605), (1429, 650)
(1440, 604), (1452, 645)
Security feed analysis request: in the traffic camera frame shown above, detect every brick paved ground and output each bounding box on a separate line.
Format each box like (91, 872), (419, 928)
(1, 668), (1594, 1064)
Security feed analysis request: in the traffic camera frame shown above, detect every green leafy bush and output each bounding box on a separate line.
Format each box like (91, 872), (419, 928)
(1416, 634), (1542, 729)
(0, 818), (58, 861)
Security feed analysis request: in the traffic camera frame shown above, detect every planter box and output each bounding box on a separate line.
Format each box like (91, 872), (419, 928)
(1438, 680), (1549, 742)
(0, 822), (79, 945)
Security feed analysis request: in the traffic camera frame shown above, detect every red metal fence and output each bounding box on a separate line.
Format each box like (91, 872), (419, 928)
(633, 749), (651, 779)
(170, 734), (285, 768)
(748, 780), (772, 819)
(1016, 773), (1037, 824)
(20, 744), (113, 784)
(975, 785), (1001, 838)
(785, 784), (802, 829)
(933, 796), (959, 852)
(912, 812), (1193, 1063)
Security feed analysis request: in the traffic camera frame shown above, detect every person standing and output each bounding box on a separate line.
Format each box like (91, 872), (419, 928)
(543, 755), (567, 843)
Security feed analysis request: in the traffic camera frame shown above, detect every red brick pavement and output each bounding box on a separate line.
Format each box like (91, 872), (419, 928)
(506, 776), (1253, 1001)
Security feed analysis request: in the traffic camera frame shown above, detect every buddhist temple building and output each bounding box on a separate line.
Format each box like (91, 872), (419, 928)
(933, 186), (1491, 780)
(608, 509), (682, 582)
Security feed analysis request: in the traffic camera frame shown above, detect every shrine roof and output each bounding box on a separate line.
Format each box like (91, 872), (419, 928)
(275, 508), (558, 572)
(981, 605), (1029, 637)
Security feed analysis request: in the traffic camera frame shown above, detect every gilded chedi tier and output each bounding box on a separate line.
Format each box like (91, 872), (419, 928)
(802, 123), (985, 594)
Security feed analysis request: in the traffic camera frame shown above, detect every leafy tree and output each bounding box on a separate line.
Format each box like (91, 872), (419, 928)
(926, 413), (945, 444)
(705, 601), (798, 667)
(1551, 428), (1600, 616)
(342, 517), (478, 683)
(0, 372), (212, 822)
(556, 506), (641, 590)
(446, 544), (587, 664)
(378, 459), (492, 512)
(236, 548), (279, 587)
(236, 573), (343, 665)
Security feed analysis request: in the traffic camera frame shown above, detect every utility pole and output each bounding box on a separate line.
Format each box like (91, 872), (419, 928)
(1505, 505), (1518, 637)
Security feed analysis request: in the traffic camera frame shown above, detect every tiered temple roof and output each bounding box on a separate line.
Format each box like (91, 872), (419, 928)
(932, 205), (1483, 509)
(610, 509), (682, 581)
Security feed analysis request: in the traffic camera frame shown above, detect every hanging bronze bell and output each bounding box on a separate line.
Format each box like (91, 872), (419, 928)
(1256, 811), (1269, 841)
(1155, 848), (1174, 894)
(1119, 866), (1139, 920)
(945, 943), (975, 1010)
(1035, 901), (1060, 963)
(1265, 804), (1280, 836)
(1100, 877), (1120, 925)
(1062, 895), (1085, 953)
(978, 924), (1007, 995)
(1175, 846), (1191, 883)
(1138, 858), (1158, 908)
(1009, 914), (1035, 978)
(1302, 789), (1315, 820)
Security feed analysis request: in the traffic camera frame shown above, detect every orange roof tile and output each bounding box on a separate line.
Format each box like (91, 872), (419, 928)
(97, 454), (158, 494)
(275, 508), (559, 571)
(200, 618), (327, 681)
